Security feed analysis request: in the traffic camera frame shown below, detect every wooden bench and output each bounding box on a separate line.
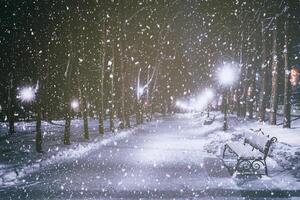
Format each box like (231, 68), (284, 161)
(222, 129), (277, 176)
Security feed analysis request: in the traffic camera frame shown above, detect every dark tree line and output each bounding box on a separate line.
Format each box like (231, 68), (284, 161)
(1, 0), (190, 152)
(0, 0), (299, 152)
(220, 0), (300, 128)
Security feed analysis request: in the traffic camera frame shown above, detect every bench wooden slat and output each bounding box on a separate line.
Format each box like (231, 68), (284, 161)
(244, 130), (269, 153)
(227, 142), (263, 159)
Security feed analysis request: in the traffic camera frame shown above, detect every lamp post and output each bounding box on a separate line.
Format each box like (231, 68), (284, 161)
(203, 88), (214, 118)
(18, 86), (36, 121)
(18, 85), (42, 152)
(18, 85), (36, 118)
(218, 64), (237, 131)
(223, 90), (229, 130)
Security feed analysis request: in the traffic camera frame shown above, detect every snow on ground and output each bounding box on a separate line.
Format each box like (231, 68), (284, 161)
(237, 117), (300, 178)
(0, 117), (146, 187)
(0, 112), (300, 199)
(203, 111), (300, 188)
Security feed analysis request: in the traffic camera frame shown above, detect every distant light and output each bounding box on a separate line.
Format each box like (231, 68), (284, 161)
(18, 86), (35, 103)
(176, 89), (215, 112)
(203, 88), (214, 100)
(255, 73), (259, 81)
(175, 100), (193, 111)
(138, 86), (144, 96)
(218, 64), (238, 86)
(71, 99), (80, 110)
(290, 67), (299, 87)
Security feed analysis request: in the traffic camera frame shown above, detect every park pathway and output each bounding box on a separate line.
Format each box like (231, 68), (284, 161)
(0, 114), (292, 199)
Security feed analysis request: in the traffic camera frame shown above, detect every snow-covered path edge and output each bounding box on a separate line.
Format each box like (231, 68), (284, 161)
(0, 122), (149, 188)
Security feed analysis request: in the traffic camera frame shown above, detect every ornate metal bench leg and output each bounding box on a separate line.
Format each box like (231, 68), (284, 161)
(264, 159), (268, 176)
(223, 145), (228, 159)
(235, 158), (241, 173)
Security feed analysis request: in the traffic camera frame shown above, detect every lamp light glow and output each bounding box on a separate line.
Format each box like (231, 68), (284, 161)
(218, 64), (238, 86)
(71, 99), (80, 110)
(18, 86), (35, 103)
(203, 88), (214, 100)
(175, 89), (215, 112)
(138, 86), (144, 96)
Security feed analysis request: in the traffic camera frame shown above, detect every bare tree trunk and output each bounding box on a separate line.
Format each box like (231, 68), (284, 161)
(119, 48), (126, 129)
(78, 41), (89, 140)
(136, 68), (142, 124)
(269, 17), (279, 125)
(98, 21), (106, 135)
(36, 110), (42, 152)
(150, 57), (161, 119)
(120, 39), (126, 125)
(64, 111), (71, 145)
(258, 20), (269, 122)
(247, 66), (257, 119)
(136, 104), (142, 125)
(247, 36), (259, 119)
(44, 59), (50, 122)
(82, 95), (89, 139)
(8, 29), (16, 134)
(7, 74), (15, 134)
(283, 18), (291, 128)
(140, 103), (144, 124)
(118, 0), (128, 129)
(145, 68), (151, 121)
(123, 43), (131, 128)
(120, 1), (130, 128)
(36, 81), (43, 152)
(63, 54), (72, 145)
(240, 74), (250, 118)
(78, 65), (89, 140)
(35, 51), (43, 152)
(236, 32), (244, 117)
(109, 41), (115, 132)
(223, 90), (229, 131)
(162, 98), (167, 116)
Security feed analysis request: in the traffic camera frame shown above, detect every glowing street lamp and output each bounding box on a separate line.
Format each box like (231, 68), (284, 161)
(18, 86), (35, 103)
(71, 99), (80, 111)
(218, 64), (237, 86)
(218, 63), (238, 131)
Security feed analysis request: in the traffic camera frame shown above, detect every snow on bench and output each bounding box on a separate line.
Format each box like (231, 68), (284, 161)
(222, 129), (277, 176)
(203, 114), (215, 125)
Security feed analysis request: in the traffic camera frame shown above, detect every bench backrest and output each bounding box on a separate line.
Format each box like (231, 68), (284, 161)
(243, 130), (277, 159)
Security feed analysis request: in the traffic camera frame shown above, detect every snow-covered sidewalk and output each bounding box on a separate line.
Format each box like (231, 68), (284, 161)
(0, 118), (139, 187)
(0, 113), (299, 199)
(1, 113), (237, 199)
